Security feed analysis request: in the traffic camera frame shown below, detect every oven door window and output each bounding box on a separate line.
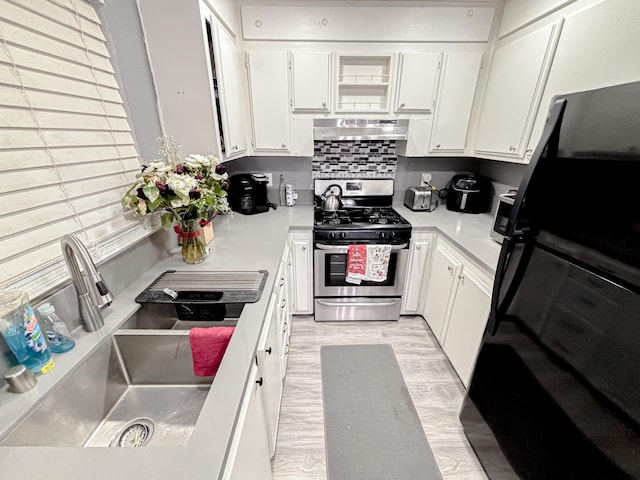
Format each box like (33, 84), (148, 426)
(325, 252), (399, 287)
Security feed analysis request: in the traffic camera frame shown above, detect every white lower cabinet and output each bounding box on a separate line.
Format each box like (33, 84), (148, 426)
(422, 236), (492, 387)
(257, 293), (284, 458)
(275, 248), (292, 375)
(401, 232), (433, 314)
(222, 362), (273, 480)
(288, 231), (313, 315)
(441, 263), (492, 387)
(422, 240), (463, 342)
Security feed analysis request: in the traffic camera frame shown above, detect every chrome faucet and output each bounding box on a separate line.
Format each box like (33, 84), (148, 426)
(61, 234), (114, 332)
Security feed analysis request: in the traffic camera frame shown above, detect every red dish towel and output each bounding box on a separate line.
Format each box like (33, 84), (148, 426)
(189, 326), (235, 377)
(346, 244), (367, 284)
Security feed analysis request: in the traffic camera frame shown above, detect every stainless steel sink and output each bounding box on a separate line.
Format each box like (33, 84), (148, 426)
(1, 328), (212, 448)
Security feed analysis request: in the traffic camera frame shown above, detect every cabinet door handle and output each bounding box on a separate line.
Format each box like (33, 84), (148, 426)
(458, 274), (465, 280)
(279, 277), (285, 286)
(447, 265), (454, 272)
(256, 377), (263, 387)
(265, 347), (272, 355)
(281, 298), (287, 308)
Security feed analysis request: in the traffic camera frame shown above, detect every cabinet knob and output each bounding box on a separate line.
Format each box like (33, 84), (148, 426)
(447, 265), (453, 272)
(322, 101), (327, 107)
(436, 143), (441, 148)
(302, 245), (307, 250)
(281, 144), (286, 148)
(509, 145), (516, 152)
(400, 102), (406, 108)
(256, 377), (263, 386)
(416, 244), (421, 249)
(458, 274), (465, 280)
(232, 145), (238, 150)
(265, 347), (272, 355)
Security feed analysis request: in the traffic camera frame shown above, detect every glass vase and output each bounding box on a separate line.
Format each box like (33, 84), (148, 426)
(178, 219), (207, 264)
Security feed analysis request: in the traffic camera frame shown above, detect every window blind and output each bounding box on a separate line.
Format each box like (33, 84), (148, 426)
(0, 0), (157, 298)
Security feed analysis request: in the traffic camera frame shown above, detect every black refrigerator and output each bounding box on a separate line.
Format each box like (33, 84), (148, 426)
(460, 80), (640, 479)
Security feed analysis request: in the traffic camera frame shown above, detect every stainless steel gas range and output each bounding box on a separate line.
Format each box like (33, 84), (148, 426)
(313, 179), (412, 321)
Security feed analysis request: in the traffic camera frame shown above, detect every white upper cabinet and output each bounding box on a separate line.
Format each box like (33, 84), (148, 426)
(474, 21), (562, 161)
(211, 20), (249, 159)
(429, 52), (483, 154)
(246, 51), (290, 152)
(290, 52), (331, 112)
(395, 53), (441, 113)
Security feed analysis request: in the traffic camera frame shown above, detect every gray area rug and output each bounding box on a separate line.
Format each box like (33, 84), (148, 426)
(321, 344), (443, 480)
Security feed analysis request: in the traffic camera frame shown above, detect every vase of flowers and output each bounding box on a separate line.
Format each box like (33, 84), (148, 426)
(122, 136), (231, 264)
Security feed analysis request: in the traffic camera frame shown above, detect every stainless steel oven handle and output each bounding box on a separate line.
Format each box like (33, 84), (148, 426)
(316, 299), (401, 307)
(315, 243), (408, 251)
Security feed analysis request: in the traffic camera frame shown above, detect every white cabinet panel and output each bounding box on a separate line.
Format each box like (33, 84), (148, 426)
(395, 53), (441, 112)
(213, 21), (249, 158)
(422, 242), (462, 342)
(291, 52), (331, 112)
(246, 51), (290, 152)
(257, 293), (283, 458)
(401, 233), (432, 313)
(430, 52), (483, 153)
(221, 363), (272, 480)
(442, 266), (492, 387)
(289, 233), (313, 314)
(474, 22), (562, 159)
(422, 236), (493, 387)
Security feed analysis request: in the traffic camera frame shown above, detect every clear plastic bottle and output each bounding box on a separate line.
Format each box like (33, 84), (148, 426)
(279, 174), (286, 206)
(36, 303), (75, 354)
(0, 292), (54, 374)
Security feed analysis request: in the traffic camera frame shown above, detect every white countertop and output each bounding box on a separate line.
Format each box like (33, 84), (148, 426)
(0, 204), (499, 480)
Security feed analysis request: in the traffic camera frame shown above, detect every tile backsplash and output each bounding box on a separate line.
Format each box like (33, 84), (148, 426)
(312, 140), (397, 178)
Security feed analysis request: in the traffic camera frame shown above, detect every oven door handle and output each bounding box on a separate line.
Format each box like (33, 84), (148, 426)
(316, 299), (401, 307)
(315, 243), (409, 251)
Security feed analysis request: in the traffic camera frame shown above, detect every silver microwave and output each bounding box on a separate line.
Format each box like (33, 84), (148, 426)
(490, 194), (516, 243)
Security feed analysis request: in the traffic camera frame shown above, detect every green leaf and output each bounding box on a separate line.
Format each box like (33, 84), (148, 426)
(143, 184), (160, 202)
(161, 213), (174, 230)
(148, 197), (164, 212)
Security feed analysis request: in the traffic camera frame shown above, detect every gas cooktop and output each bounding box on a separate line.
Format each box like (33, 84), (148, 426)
(314, 207), (410, 228)
(312, 179), (412, 243)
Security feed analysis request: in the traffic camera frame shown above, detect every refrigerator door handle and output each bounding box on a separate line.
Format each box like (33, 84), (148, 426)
(487, 236), (516, 335)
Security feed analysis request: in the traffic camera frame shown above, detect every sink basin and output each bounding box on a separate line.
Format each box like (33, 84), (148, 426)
(1, 329), (212, 448)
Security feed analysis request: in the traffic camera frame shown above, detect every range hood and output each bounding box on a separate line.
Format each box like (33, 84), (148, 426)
(313, 118), (409, 141)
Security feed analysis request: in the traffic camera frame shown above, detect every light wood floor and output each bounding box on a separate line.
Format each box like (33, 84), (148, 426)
(271, 315), (488, 480)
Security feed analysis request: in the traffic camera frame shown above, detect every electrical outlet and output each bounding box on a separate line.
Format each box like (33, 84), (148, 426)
(420, 173), (432, 186)
(264, 172), (273, 187)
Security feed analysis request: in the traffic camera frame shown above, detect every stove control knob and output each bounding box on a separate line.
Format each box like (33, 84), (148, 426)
(389, 231), (396, 239)
(329, 232), (337, 239)
(379, 232), (387, 239)
(340, 232), (347, 239)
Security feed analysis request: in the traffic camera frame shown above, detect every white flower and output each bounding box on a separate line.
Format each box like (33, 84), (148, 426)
(210, 171), (228, 181)
(185, 154), (211, 168)
(167, 174), (198, 196)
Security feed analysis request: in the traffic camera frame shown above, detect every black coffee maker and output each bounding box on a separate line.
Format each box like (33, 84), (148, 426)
(228, 173), (273, 215)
